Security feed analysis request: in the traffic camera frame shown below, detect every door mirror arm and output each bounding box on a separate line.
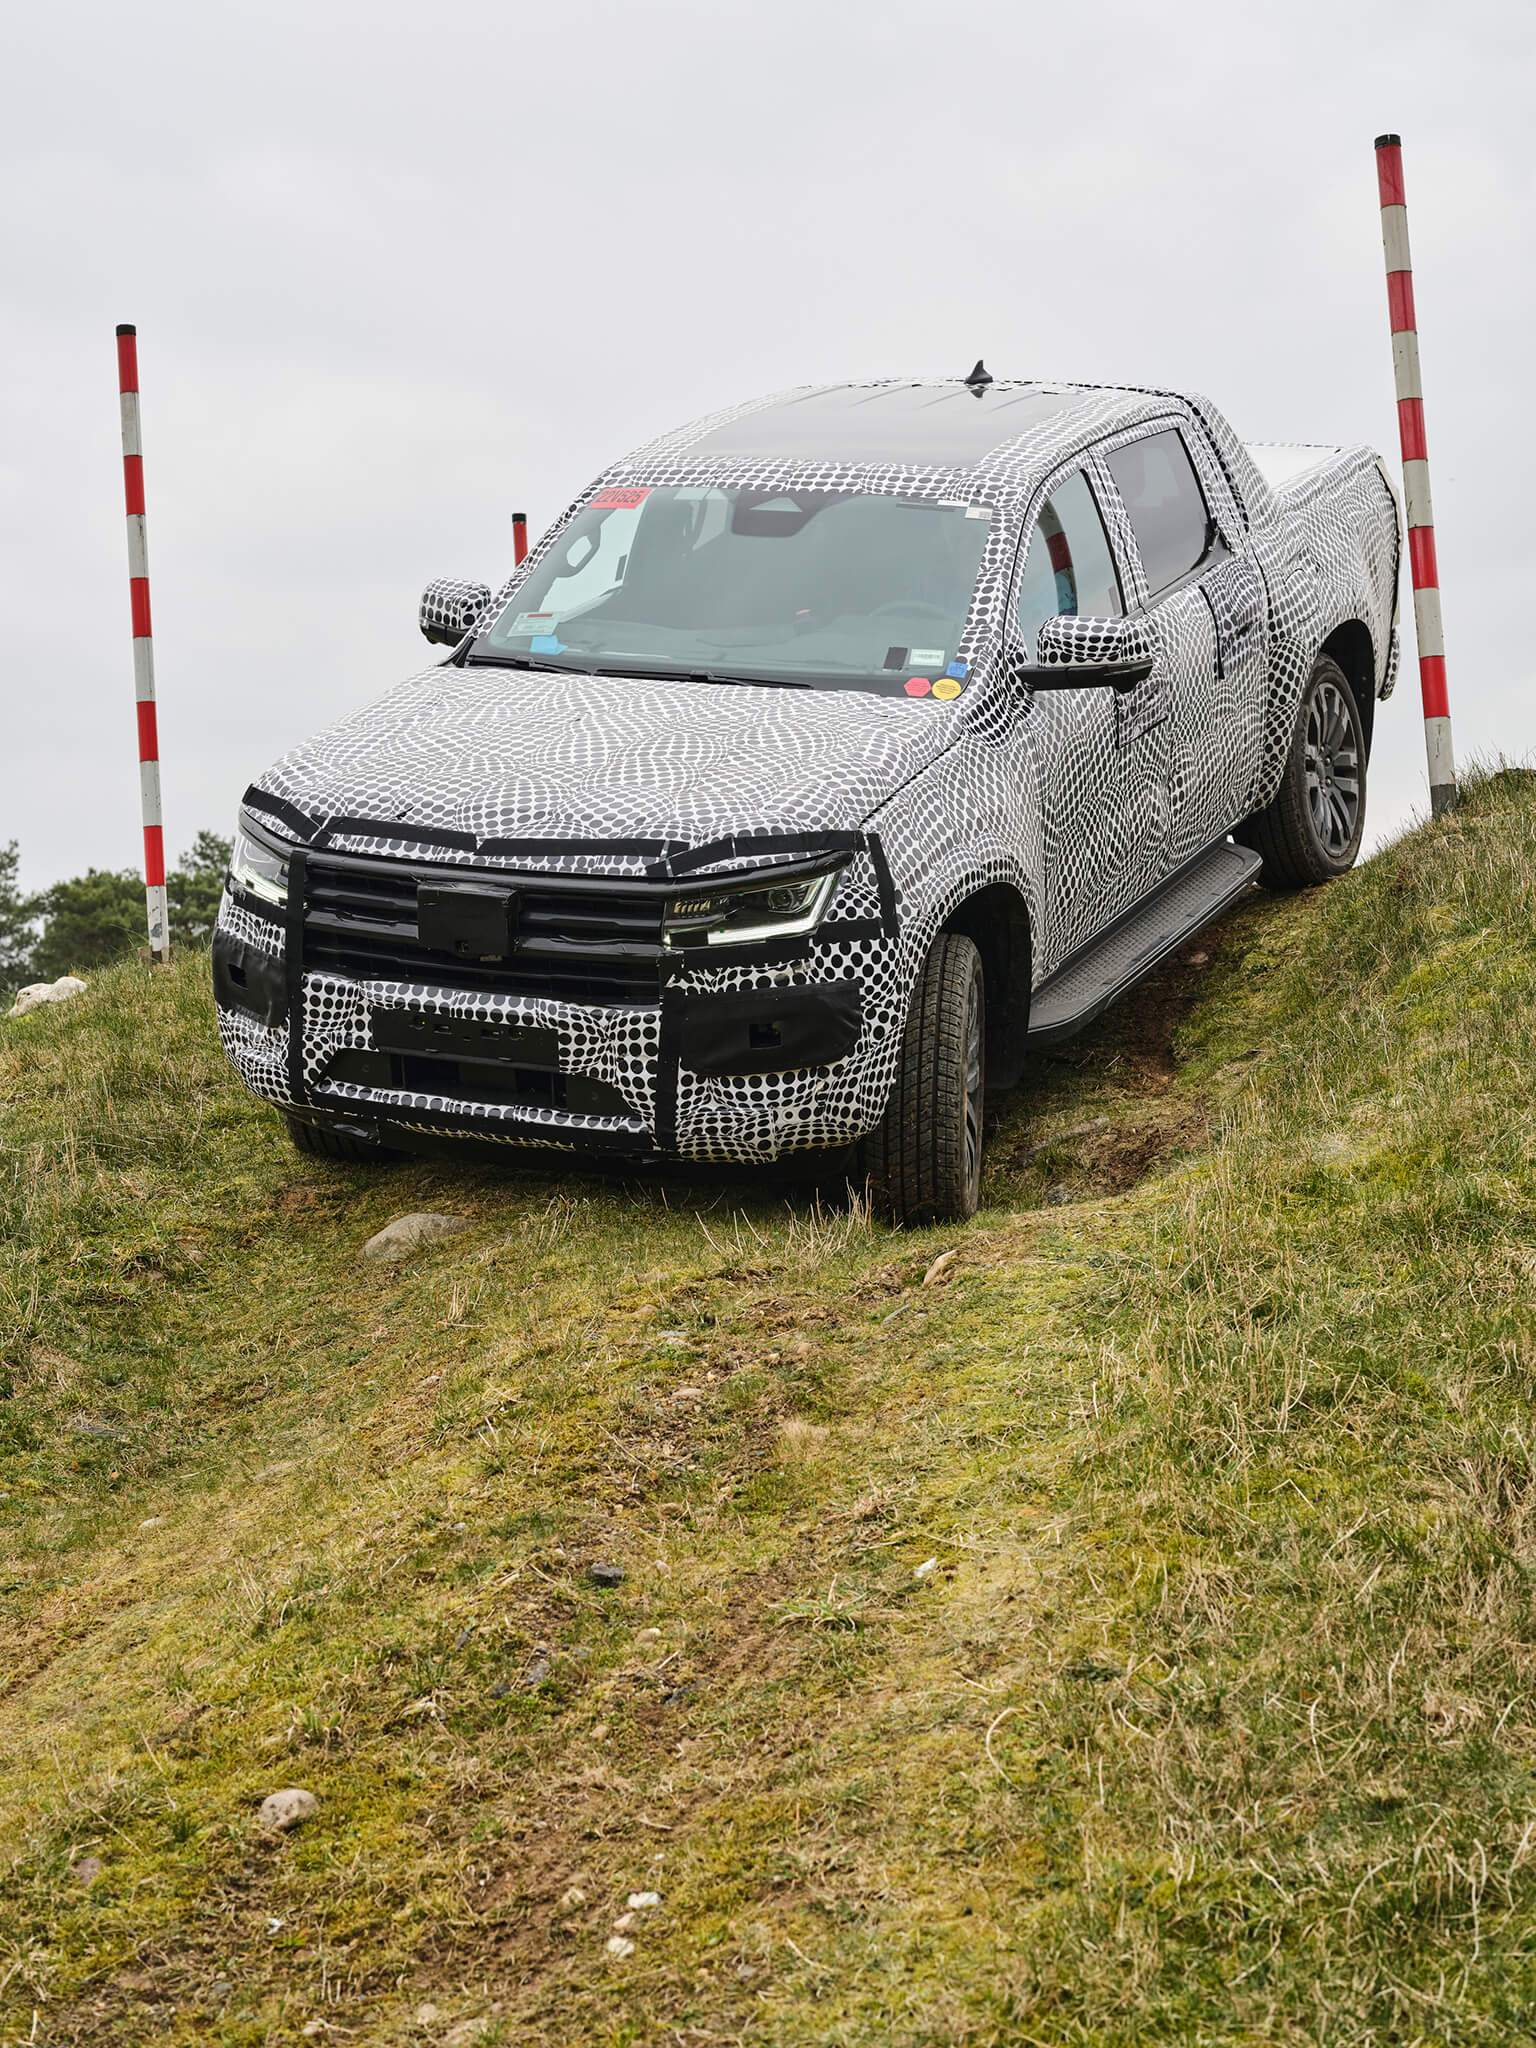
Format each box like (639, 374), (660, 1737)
(1011, 654), (1154, 696)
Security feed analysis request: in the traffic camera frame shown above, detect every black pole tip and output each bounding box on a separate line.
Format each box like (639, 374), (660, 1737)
(115, 323), (137, 336)
(1374, 133), (1401, 149)
(511, 510), (527, 522)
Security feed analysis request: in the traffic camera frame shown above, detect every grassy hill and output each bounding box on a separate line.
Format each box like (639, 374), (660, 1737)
(4, 770), (1536, 2046)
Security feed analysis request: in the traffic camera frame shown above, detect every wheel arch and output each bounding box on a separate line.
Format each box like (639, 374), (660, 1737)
(941, 882), (1033, 1091)
(1319, 619), (1377, 762)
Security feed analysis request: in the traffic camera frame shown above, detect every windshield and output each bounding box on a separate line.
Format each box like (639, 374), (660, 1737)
(470, 484), (992, 699)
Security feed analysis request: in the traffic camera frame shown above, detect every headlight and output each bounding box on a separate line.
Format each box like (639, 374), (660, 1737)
(662, 861), (845, 950)
(229, 818), (290, 909)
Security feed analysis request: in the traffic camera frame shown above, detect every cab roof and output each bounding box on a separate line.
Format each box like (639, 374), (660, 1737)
(623, 376), (1179, 484)
(681, 380), (1087, 468)
(608, 375), (1273, 528)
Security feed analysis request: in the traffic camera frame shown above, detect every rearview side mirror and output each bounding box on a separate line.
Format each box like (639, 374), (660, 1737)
(420, 577), (493, 648)
(1014, 612), (1156, 695)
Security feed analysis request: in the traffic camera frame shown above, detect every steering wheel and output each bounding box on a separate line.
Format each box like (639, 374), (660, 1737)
(870, 600), (952, 622)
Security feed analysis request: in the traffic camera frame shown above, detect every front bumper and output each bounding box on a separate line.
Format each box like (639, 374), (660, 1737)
(212, 840), (906, 1165)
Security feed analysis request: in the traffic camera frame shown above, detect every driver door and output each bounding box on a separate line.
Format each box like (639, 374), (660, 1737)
(1014, 469), (1166, 966)
(1102, 426), (1268, 867)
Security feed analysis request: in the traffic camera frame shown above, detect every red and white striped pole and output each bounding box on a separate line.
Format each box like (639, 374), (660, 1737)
(1375, 134), (1457, 818)
(116, 323), (170, 960)
(512, 510), (528, 564)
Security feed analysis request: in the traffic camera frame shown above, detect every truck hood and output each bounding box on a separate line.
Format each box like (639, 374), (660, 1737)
(253, 662), (960, 853)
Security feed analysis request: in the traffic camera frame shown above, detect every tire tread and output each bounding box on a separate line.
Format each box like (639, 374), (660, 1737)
(861, 934), (982, 1225)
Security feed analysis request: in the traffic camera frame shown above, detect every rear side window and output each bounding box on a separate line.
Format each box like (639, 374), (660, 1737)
(1014, 470), (1123, 657)
(1105, 429), (1216, 598)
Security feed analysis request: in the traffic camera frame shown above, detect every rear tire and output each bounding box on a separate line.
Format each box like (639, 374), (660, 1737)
(861, 933), (985, 1226)
(285, 1113), (398, 1163)
(1237, 654), (1367, 889)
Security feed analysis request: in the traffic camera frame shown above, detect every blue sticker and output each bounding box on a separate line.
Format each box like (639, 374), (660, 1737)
(529, 635), (566, 654)
(946, 660), (968, 679)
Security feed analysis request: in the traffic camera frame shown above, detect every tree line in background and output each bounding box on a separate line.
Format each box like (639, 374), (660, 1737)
(0, 833), (231, 1002)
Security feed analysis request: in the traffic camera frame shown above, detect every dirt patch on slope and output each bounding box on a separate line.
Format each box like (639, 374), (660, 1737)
(986, 925), (1248, 1207)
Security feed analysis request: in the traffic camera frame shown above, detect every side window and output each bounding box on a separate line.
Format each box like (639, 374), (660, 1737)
(1105, 429), (1218, 599)
(1014, 470), (1123, 657)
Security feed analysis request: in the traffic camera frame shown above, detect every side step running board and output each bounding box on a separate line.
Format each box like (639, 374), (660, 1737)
(1026, 838), (1262, 1047)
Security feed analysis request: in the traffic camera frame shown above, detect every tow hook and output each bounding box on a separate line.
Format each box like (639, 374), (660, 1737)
(331, 1118), (383, 1146)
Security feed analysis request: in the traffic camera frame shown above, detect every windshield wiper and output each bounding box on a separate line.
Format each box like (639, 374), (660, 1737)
(599, 665), (811, 690)
(464, 652), (809, 689)
(464, 651), (602, 675)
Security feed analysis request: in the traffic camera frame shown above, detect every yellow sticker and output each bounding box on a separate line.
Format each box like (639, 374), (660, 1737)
(931, 676), (963, 700)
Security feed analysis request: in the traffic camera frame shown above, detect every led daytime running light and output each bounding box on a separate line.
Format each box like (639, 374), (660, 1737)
(229, 817), (291, 908)
(662, 861), (844, 949)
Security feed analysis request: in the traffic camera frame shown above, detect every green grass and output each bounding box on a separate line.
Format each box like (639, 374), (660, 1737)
(5, 770), (1536, 2044)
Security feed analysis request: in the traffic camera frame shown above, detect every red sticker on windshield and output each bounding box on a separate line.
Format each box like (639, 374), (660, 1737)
(904, 677), (932, 697)
(591, 486), (651, 510)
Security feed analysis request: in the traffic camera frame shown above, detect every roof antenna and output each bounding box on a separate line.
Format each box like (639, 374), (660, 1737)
(963, 359), (993, 396)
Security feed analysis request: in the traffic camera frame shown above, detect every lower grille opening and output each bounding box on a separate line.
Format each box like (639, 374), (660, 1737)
(323, 1049), (637, 1120)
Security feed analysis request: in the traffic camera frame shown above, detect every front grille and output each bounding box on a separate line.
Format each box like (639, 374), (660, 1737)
(301, 852), (665, 1006)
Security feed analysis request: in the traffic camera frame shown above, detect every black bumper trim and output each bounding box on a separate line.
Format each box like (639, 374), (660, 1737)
(285, 847), (309, 1106)
(307, 1099), (653, 1156)
(674, 980), (864, 1078)
(211, 927), (288, 1029)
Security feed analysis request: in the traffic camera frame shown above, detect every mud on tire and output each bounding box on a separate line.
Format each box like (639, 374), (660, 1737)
(860, 932), (984, 1226)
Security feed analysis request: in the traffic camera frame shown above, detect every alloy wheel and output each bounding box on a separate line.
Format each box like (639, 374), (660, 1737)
(1303, 677), (1360, 857)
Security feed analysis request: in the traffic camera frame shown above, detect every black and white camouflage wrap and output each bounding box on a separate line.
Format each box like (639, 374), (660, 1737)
(419, 577), (493, 647)
(215, 377), (1399, 1163)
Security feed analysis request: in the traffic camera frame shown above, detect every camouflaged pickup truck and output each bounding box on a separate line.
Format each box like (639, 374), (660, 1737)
(214, 368), (1398, 1221)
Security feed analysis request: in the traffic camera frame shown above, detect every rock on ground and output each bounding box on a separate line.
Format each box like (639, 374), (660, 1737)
(362, 1213), (467, 1263)
(8, 976), (87, 1019)
(258, 1787), (319, 1831)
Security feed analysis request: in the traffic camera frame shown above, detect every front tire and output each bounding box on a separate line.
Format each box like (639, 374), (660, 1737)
(861, 933), (985, 1226)
(1238, 654), (1367, 888)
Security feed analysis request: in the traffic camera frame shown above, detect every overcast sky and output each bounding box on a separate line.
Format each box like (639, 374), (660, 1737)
(3, 0), (1531, 895)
